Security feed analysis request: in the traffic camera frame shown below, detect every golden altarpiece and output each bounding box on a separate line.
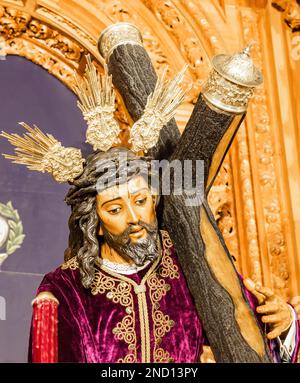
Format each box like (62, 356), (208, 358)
(0, 0), (299, 361)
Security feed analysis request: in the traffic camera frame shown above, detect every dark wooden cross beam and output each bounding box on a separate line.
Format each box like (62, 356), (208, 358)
(106, 43), (273, 363)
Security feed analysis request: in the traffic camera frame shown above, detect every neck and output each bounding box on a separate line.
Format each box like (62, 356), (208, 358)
(100, 242), (134, 265)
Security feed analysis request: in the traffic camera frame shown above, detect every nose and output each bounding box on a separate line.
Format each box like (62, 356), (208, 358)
(126, 204), (139, 225)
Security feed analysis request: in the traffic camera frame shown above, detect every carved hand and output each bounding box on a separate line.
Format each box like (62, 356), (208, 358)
(244, 278), (293, 339)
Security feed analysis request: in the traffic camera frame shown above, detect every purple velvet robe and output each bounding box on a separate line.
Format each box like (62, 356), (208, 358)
(28, 230), (299, 363)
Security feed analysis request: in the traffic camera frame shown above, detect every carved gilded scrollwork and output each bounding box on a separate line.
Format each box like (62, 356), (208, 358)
(36, 7), (97, 46)
(240, 10), (290, 297)
(0, 5), (81, 86)
(235, 122), (262, 282)
(272, 0), (300, 32)
(0, 6), (83, 64)
(2, 37), (76, 85)
(141, 0), (209, 99)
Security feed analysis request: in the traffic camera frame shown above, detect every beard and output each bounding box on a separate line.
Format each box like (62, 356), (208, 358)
(101, 219), (159, 266)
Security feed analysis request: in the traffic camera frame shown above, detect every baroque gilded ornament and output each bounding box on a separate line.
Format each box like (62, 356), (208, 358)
(272, 0), (300, 32)
(0, 6), (83, 63)
(240, 10), (291, 297)
(0, 5), (86, 90)
(140, 0), (211, 85)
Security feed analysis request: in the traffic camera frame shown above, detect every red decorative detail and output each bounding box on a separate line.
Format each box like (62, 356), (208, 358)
(32, 299), (58, 363)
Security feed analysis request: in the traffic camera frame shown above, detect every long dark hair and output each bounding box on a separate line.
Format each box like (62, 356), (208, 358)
(64, 147), (152, 288)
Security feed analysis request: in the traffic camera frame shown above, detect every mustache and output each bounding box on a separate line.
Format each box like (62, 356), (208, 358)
(100, 219), (159, 266)
(121, 220), (158, 239)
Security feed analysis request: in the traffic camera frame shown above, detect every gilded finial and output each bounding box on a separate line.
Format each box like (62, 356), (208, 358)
(202, 45), (263, 113)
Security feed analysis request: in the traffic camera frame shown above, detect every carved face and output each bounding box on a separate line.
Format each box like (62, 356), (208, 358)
(96, 175), (159, 266)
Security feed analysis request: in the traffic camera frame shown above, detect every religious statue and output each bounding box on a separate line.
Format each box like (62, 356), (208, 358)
(1, 23), (299, 363)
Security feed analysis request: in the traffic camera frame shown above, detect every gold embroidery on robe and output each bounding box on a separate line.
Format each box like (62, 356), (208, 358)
(60, 230), (180, 363)
(61, 256), (79, 270)
(60, 255), (137, 361)
(159, 231), (180, 280)
(91, 271), (137, 363)
(147, 230), (180, 362)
